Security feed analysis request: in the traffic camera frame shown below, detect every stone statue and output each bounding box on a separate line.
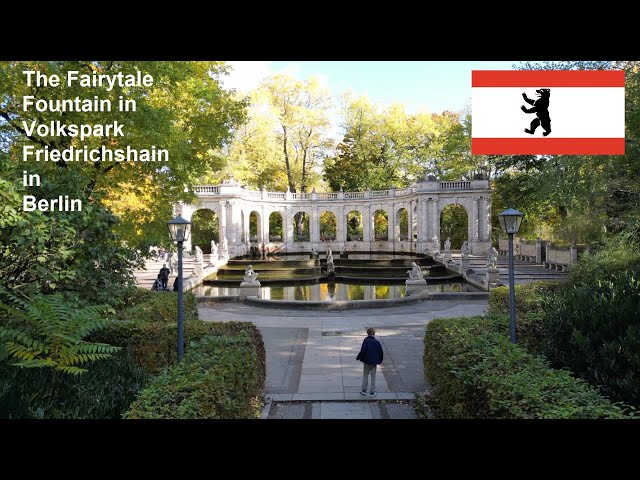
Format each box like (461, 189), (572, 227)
(461, 241), (470, 257)
(444, 237), (451, 252)
(432, 235), (439, 251)
(243, 264), (259, 283)
(326, 249), (335, 275)
(407, 262), (424, 280)
(195, 245), (203, 263)
(487, 247), (499, 270)
(211, 240), (218, 258)
(221, 237), (228, 251)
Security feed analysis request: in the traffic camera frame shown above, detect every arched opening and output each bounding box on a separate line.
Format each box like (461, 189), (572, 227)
(373, 210), (388, 241)
(319, 211), (337, 241)
(413, 204), (418, 240)
(191, 208), (219, 254)
(347, 211), (363, 241)
(293, 211), (309, 241)
(269, 212), (283, 242)
(397, 208), (409, 241)
(440, 204), (468, 249)
(249, 211), (261, 243)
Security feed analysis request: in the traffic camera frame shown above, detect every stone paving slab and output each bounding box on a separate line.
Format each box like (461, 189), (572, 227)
(267, 401), (421, 419)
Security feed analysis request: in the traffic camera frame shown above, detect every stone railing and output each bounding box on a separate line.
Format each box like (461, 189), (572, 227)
(498, 237), (520, 255)
(193, 178), (487, 203)
(317, 192), (338, 200)
(344, 192), (365, 199)
(193, 186), (220, 195)
(545, 244), (579, 271)
(370, 190), (389, 198)
(439, 181), (471, 189)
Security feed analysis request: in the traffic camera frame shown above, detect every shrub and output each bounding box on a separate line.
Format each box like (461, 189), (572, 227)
(488, 282), (561, 354)
(424, 316), (632, 419)
(0, 348), (147, 419)
(118, 289), (199, 324)
(124, 332), (264, 419)
(541, 239), (640, 406)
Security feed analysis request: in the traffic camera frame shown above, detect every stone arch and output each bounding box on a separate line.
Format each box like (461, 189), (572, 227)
(249, 211), (261, 243)
(373, 209), (388, 241)
(269, 211), (283, 242)
(439, 202), (469, 249)
(292, 211), (310, 242)
(319, 211), (337, 241)
(191, 208), (219, 254)
(346, 210), (363, 241)
(396, 207), (409, 241)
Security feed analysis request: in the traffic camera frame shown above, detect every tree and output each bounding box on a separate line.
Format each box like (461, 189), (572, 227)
(323, 95), (479, 192)
(0, 61), (246, 250)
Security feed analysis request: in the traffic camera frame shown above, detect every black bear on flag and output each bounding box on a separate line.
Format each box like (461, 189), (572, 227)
(521, 88), (551, 136)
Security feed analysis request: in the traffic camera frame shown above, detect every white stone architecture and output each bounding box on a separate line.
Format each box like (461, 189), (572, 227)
(174, 175), (492, 257)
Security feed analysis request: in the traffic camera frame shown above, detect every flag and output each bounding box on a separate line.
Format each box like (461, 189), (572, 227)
(471, 70), (625, 155)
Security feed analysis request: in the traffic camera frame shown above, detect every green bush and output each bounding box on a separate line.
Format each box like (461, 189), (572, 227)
(424, 316), (632, 419)
(540, 237), (640, 406)
(124, 332), (264, 419)
(0, 348), (147, 419)
(118, 289), (199, 324)
(488, 282), (561, 354)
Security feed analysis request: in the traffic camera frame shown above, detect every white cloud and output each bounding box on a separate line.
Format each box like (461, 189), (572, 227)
(221, 61), (272, 93)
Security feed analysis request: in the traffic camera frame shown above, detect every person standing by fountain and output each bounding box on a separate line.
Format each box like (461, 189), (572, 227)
(357, 327), (384, 396)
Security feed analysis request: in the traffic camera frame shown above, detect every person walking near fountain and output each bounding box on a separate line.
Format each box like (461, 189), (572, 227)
(357, 327), (384, 396)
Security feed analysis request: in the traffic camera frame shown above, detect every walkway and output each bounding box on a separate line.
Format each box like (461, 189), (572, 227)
(199, 299), (487, 419)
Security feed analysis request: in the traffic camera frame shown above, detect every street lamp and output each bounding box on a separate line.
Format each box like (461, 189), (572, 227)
(498, 207), (524, 344)
(167, 215), (192, 362)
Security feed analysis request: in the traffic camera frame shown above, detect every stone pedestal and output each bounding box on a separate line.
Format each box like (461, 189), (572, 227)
(486, 267), (500, 289)
(444, 251), (451, 263)
(405, 279), (428, 296)
(192, 263), (204, 279)
(220, 248), (229, 260)
(239, 281), (261, 299)
(460, 256), (470, 274)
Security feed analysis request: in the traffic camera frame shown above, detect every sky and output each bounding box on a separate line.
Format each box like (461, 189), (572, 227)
(222, 61), (518, 114)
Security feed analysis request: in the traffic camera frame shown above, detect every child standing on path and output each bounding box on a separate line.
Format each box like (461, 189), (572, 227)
(356, 327), (384, 396)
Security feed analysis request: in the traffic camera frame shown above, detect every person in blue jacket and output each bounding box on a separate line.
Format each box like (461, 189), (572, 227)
(356, 327), (384, 396)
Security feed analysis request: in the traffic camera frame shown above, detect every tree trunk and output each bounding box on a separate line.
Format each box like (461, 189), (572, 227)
(282, 125), (295, 193)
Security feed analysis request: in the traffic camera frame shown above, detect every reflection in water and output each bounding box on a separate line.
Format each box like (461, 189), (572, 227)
(194, 282), (480, 301)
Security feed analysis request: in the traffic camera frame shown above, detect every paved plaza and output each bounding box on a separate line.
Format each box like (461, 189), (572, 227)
(199, 298), (487, 418)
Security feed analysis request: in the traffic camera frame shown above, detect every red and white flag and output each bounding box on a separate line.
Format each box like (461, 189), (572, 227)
(471, 70), (625, 155)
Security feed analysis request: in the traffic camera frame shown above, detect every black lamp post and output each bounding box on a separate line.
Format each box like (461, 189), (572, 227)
(498, 207), (524, 344)
(167, 215), (192, 362)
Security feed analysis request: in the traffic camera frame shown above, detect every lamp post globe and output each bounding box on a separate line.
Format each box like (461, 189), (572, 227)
(167, 215), (192, 362)
(498, 207), (524, 344)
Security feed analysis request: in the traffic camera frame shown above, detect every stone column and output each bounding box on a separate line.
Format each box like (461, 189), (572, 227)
(388, 206), (395, 251)
(484, 196), (492, 241)
(228, 200), (239, 246)
(311, 207), (319, 243)
(471, 197), (480, 242)
(219, 201), (227, 244)
(282, 207), (289, 249)
(337, 205), (346, 244)
(363, 207), (371, 244)
(261, 207), (269, 244)
(431, 198), (439, 244)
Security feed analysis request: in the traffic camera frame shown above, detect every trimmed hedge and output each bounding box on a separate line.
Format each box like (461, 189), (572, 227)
(118, 289), (199, 324)
(124, 332), (264, 419)
(424, 316), (632, 419)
